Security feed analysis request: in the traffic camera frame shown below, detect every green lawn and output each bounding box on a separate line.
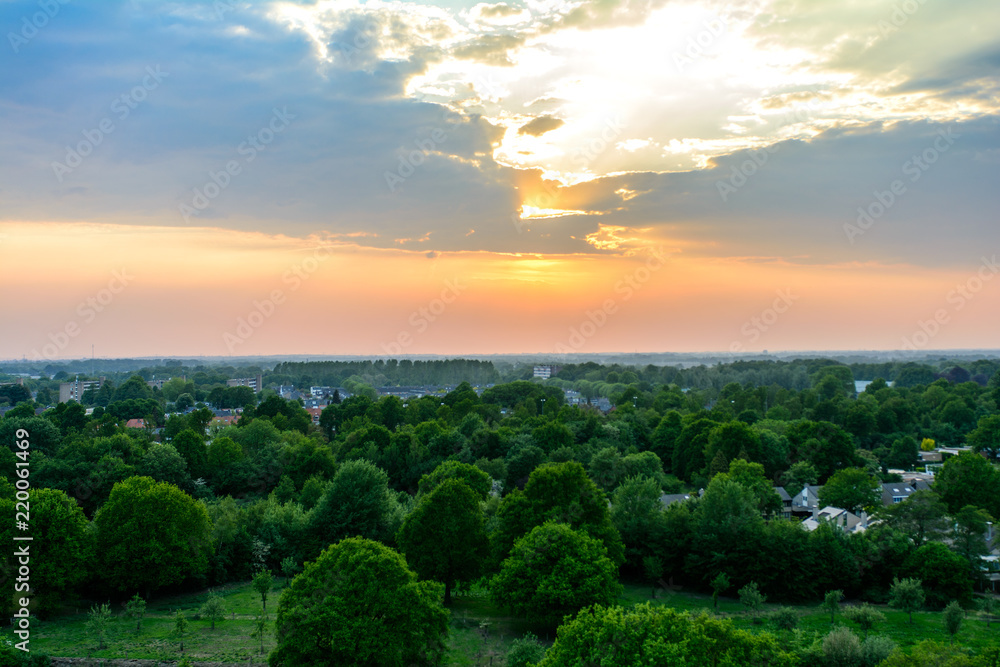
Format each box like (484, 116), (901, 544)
(10, 578), (1000, 664)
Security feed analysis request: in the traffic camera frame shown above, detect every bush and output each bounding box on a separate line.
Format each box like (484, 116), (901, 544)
(771, 607), (798, 631)
(507, 633), (546, 667)
(861, 635), (896, 667)
(823, 627), (861, 667)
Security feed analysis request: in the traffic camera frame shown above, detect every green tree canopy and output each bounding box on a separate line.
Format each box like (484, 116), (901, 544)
(535, 603), (796, 667)
(306, 459), (394, 558)
(493, 461), (624, 567)
(935, 451), (1000, 518)
(399, 478), (489, 604)
(94, 476), (213, 596)
(490, 522), (622, 625)
(818, 467), (881, 514)
(0, 487), (93, 615)
(416, 460), (491, 501)
(269, 537), (448, 667)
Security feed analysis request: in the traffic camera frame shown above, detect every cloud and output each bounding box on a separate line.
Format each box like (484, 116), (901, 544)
(518, 115), (564, 136)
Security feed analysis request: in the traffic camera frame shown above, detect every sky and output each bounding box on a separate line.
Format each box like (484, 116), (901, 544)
(1, 0), (998, 360)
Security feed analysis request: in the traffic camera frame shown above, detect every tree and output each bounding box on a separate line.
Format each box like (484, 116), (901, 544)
(94, 476), (213, 596)
(822, 627), (861, 667)
(124, 594), (146, 634)
(398, 478), (489, 604)
(253, 569), (274, 613)
(251, 611), (269, 655)
(818, 467), (880, 514)
(610, 475), (666, 573)
(86, 602), (112, 650)
(711, 572), (730, 612)
(934, 451), (1000, 518)
(861, 636), (897, 667)
(306, 459), (394, 558)
(889, 577), (925, 624)
(200, 592), (227, 631)
(952, 504), (993, 582)
(977, 596), (997, 628)
(534, 603), (796, 667)
(904, 542), (973, 608)
(716, 458), (782, 516)
(490, 522), (622, 625)
(207, 436), (243, 470)
(738, 582), (766, 623)
(822, 590), (844, 624)
(878, 489), (948, 547)
(114, 375), (153, 401)
(944, 601), (963, 645)
(172, 428), (208, 478)
(174, 610), (189, 652)
(0, 488), (93, 616)
(269, 537), (448, 667)
(280, 556), (301, 585)
(416, 460), (491, 501)
(843, 603), (885, 640)
(507, 633), (546, 667)
(493, 461), (624, 568)
(771, 607), (798, 632)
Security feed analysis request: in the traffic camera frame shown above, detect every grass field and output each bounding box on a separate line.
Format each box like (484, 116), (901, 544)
(12, 578), (1000, 664)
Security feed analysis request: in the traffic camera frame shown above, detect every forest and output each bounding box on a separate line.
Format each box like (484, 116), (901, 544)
(2, 356), (1000, 666)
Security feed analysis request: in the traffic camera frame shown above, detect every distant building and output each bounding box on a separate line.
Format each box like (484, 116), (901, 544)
(228, 375), (264, 392)
(880, 480), (932, 506)
(147, 376), (184, 390)
(802, 506), (869, 534)
(533, 365), (561, 380)
(125, 418), (146, 429)
(59, 377), (105, 403)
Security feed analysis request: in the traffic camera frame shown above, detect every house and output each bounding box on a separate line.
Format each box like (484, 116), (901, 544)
(801, 506), (869, 533)
(660, 493), (695, 508)
(775, 487), (793, 519)
(880, 480), (932, 506)
(125, 418), (146, 429)
(305, 407), (323, 425)
(790, 485), (823, 518)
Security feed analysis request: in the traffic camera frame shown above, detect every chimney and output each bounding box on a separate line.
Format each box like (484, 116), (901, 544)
(861, 511), (869, 529)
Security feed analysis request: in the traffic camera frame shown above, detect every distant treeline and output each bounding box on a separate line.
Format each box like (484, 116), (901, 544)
(270, 359), (501, 389)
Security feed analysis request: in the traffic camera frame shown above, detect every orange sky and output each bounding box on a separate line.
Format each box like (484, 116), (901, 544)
(3, 222), (998, 360)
